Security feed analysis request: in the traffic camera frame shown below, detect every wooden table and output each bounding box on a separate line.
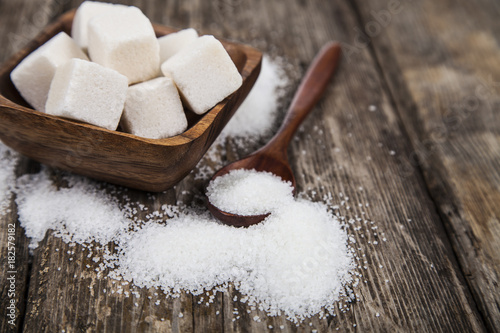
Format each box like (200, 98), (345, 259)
(1, 0), (499, 332)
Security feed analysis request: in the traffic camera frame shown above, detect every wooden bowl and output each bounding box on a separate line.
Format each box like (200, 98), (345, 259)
(0, 10), (262, 192)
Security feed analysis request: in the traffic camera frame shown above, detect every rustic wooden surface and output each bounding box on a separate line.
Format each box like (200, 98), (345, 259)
(0, 0), (498, 332)
(351, 0), (500, 330)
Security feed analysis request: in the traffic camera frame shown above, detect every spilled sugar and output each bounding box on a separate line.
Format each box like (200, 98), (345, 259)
(112, 198), (354, 321)
(10, 167), (357, 322)
(16, 170), (128, 249)
(206, 169), (294, 215)
(0, 54), (370, 324)
(2, 158), (367, 323)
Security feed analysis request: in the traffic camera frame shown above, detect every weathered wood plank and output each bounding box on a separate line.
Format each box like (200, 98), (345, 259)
(0, 0), (491, 332)
(0, 1), (59, 332)
(349, 0), (500, 330)
(272, 0), (483, 331)
(0, 193), (29, 333)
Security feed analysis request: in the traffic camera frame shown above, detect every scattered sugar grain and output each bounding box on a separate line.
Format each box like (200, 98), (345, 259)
(113, 194), (354, 322)
(15, 169), (128, 249)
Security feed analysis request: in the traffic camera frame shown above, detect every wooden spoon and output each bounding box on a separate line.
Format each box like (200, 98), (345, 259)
(206, 41), (342, 227)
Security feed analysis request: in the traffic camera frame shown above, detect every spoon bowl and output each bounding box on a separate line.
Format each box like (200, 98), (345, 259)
(207, 42), (342, 227)
(206, 151), (295, 227)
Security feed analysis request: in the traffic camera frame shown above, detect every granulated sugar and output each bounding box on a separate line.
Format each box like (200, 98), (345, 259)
(0, 142), (18, 213)
(16, 169), (128, 249)
(8, 160), (357, 322)
(206, 169), (294, 215)
(113, 199), (354, 322)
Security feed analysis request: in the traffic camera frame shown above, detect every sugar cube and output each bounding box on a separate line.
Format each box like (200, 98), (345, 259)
(10, 32), (88, 112)
(121, 77), (187, 139)
(161, 35), (242, 115)
(45, 59), (128, 131)
(88, 6), (160, 84)
(72, 1), (128, 51)
(158, 28), (199, 63)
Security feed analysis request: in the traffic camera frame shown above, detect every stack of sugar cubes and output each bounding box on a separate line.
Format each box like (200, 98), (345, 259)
(10, 1), (242, 139)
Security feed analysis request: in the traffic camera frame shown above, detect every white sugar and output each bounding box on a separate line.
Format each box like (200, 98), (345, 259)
(158, 28), (199, 63)
(15, 169), (128, 249)
(122, 77), (187, 139)
(206, 169), (294, 215)
(161, 35), (242, 115)
(12, 164), (356, 322)
(10, 32), (89, 112)
(72, 1), (128, 51)
(45, 58), (128, 131)
(88, 6), (160, 84)
(113, 199), (353, 322)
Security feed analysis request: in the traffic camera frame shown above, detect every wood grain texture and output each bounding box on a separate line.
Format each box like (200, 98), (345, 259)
(349, 0), (500, 330)
(0, 1), (56, 332)
(0, 196), (30, 333)
(0, 0), (496, 332)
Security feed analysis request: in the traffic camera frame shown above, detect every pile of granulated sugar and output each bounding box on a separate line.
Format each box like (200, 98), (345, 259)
(16, 169), (129, 249)
(206, 169), (294, 215)
(10, 163), (358, 323)
(111, 198), (354, 322)
(0, 142), (18, 213)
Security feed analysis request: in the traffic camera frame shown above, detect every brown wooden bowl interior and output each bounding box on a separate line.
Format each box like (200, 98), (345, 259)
(0, 9), (262, 192)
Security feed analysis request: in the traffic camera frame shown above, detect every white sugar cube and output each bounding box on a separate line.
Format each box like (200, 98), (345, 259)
(122, 77), (187, 139)
(46, 59), (128, 131)
(72, 1), (128, 51)
(10, 32), (88, 112)
(161, 35), (242, 115)
(88, 6), (160, 84)
(158, 28), (198, 63)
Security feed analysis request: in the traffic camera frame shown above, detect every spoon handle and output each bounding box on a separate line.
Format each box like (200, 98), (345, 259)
(262, 42), (341, 156)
